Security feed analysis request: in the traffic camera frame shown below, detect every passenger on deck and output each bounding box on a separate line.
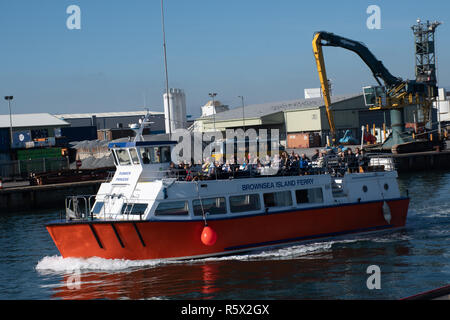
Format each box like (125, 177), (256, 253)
(345, 148), (358, 173)
(239, 160), (249, 172)
(354, 148), (362, 172)
(184, 163), (193, 181)
(206, 161), (217, 179)
(311, 149), (320, 161)
(315, 151), (326, 172)
(263, 154), (271, 167)
(142, 152), (150, 164)
(202, 159), (211, 174)
(289, 154), (300, 174)
(289, 151), (296, 161)
(222, 160), (232, 173)
(299, 153), (310, 175)
(301, 153), (311, 162)
(358, 149), (369, 172)
(280, 152), (289, 172)
(255, 158), (263, 174)
(168, 162), (178, 178)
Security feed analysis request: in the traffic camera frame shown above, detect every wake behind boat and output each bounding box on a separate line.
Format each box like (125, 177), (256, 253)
(46, 115), (409, 261)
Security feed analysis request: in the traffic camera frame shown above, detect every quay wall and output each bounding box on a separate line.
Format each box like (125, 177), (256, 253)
(392, 150), (450, 172)
(0, 180), (102, 213)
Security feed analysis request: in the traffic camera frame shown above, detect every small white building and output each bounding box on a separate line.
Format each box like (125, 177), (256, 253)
(201, 100), (229, 118)
(434, 88), (450, 124)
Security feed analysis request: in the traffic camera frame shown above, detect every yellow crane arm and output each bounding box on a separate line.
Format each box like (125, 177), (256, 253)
(312, 33), (336, 142)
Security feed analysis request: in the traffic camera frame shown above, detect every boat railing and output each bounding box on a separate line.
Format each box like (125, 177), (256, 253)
(366, 153), (395, 172)
(62, 193), (150, 222)
(158, 154), (392, 182)
(64, 195), (96, 221)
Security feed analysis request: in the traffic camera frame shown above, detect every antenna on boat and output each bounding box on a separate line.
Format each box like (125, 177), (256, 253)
(161, 0), (172, 139)
(130, 109), (154, 142)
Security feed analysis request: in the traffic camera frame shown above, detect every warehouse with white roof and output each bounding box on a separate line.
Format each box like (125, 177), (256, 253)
(193, 94), (376, 147)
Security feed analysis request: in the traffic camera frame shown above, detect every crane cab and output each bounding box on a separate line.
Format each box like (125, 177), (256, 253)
(363, 86), (387, 108)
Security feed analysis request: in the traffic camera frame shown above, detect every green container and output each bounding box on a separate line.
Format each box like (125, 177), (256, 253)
(17, 148), (62, 160)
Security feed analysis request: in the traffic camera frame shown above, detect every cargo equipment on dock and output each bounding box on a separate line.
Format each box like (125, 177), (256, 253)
(312, 20), (443, 153)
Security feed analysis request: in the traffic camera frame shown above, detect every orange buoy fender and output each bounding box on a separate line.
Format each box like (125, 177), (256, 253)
(201, 226), (217, 246)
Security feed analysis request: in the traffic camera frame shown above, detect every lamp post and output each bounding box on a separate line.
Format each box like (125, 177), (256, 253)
(209, 93), (217, 131)
(4, 96), (13, 148)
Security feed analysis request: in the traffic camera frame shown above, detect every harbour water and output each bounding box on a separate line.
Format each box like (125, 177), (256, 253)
(0, 170), (449, 300)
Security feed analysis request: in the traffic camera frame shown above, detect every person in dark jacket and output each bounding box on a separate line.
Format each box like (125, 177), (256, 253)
(311, 149), (320, 161)
(344, 149), (358, 173)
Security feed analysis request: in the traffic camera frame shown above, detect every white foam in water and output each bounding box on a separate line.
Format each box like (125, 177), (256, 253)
(35, 255), (174, 273)
(36, 235), (379, 274)
(36, 239), (351, 273)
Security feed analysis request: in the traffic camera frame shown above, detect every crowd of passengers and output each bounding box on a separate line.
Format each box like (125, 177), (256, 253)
(168, 147), (371, 181)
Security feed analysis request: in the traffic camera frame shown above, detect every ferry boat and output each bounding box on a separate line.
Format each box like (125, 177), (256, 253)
(46, 117), (409, 261)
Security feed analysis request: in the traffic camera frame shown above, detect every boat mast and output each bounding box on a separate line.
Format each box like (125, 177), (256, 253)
(161, 0), (171, 138)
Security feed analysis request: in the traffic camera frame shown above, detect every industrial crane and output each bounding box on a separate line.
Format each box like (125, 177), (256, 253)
(312, 30), (439, 153)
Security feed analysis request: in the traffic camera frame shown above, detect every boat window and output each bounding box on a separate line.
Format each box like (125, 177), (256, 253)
(121, 203), (148, 215)
(116, 149), (131, 166)
(160, 146), (171, 163)
(129, 148), (140, 165)
(91, 202), (104, 214)
(229, 194), (261, 213)
(154, 201), (189, 216)
(140, 147), (162, 164)
(140, 147), (151, 164)
(193, 197), (227, 216)
(263, 191), (292, 208)
(296, 188), (324, 204)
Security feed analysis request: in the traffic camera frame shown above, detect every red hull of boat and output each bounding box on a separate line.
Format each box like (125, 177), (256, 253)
(46, 198), (409, 260)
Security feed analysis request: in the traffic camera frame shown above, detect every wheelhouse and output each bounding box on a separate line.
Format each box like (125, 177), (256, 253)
(109, 141), (176, 168)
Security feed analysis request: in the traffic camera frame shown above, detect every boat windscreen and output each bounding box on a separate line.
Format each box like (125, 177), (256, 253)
(129, 148), (140, 165)
(116, 149), (131, 166)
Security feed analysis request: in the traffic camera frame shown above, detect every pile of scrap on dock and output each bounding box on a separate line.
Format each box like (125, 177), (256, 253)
(28, 140), (118, 186)
(69, 140), (114, 169)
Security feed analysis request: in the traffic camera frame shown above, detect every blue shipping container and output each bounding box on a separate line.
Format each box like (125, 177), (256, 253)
(12, 130), (32, 149)
(0, 128), (11, 152)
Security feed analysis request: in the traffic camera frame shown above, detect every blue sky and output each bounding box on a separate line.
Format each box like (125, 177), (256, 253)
(0, 0), (449, 117)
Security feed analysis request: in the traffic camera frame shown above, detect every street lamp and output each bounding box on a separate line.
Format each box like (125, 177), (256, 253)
(208, 92), (217, 131)
(238, 95), (245, 132)
(4, 96), (13, 148)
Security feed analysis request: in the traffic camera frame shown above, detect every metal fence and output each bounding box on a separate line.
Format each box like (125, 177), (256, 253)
(0, 157), (69, 179)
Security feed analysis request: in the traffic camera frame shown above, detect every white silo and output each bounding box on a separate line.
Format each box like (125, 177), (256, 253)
(163, 88), (187, 133)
